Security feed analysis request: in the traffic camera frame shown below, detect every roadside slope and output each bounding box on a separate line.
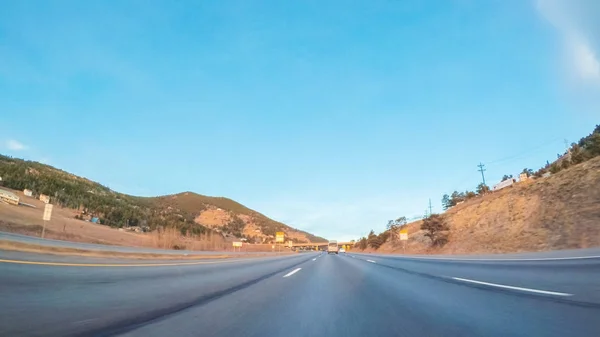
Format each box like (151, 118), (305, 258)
(368, 156), (600, 255)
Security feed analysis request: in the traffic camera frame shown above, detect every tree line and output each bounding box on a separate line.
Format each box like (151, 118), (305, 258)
(355, 213), (450, 250)
(355, 216), (408, 250)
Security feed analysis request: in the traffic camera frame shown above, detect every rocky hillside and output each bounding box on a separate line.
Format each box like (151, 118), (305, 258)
(0, 155), (326, 243)
(145, 192), (326, 243)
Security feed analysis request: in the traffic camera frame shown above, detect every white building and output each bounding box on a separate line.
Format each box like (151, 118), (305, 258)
(493, 178), (516, 192)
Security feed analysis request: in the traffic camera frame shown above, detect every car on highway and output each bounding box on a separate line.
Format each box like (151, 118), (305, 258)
(339, 248), (346, 253)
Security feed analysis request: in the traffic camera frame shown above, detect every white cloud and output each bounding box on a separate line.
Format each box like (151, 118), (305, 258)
(536, 0), (600, 83)
(6, 139), (27, 151)
(571, 37), (600, 79)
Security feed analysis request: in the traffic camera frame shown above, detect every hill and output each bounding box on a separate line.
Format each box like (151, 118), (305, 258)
(0, 155), (326, 243)
(357, 124), (600, 255)
(142, 192), (326, 243)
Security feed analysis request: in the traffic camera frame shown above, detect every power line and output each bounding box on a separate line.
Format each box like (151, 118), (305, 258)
(485, 138), (562, 166)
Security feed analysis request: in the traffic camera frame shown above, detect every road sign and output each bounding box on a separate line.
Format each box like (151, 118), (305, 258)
(43, 204), (53, 221)
(275, 232), (284, 243)
(399, 229), (408, 241)
(232, 242), (243, 247)
(41, 203), (53, 239)
(287, 240), (293, 248)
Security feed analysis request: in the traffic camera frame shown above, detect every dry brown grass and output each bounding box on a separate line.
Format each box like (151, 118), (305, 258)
(0, 240), (231, 260)
(0, 220), (110, 245)
(149, 226), (229, 251)
(150, 226), (185, 250)
(0, 190), (151, 247)
(0, 218), (290, 253)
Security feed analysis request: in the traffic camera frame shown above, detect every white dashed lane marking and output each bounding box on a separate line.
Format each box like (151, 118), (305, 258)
(283, 268), (302, 278)
(451, 277), (572, 297)
(367, 260), (376, 263)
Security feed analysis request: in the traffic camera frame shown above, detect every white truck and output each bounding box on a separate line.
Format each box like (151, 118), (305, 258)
(327, 240), (338, 254)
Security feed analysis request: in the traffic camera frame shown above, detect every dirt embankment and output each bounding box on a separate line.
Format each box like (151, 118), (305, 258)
(0, 191), (150, 247)
(362, 156), (600, 255)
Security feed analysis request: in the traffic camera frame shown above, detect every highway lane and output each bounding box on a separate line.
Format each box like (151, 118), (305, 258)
(0, 252), (317, 336)
(1, 251), (599, 336)
(367, 247), (600, 260)
(349, 252), (600, 304)
(124, 252), (600, 337)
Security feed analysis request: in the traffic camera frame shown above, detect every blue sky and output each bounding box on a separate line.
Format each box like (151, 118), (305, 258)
(1, 0), (598, 241)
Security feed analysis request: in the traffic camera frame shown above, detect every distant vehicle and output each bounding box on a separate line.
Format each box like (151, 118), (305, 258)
(328, 240), (338, 254)
(339, 248), (346, 253)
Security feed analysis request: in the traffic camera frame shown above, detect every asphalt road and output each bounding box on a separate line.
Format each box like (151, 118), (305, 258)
(1, 250), (599, 337)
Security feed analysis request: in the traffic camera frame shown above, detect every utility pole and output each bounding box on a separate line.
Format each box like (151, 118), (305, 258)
(477, 163), (487, 186)
(428, 199), (433, 216)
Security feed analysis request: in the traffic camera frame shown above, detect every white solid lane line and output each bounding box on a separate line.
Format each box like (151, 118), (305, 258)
(283, 268), (302, 278)
(364, 254), (600, 262)
(367, 260), (376, 263)
(451, 277), (572, 297)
